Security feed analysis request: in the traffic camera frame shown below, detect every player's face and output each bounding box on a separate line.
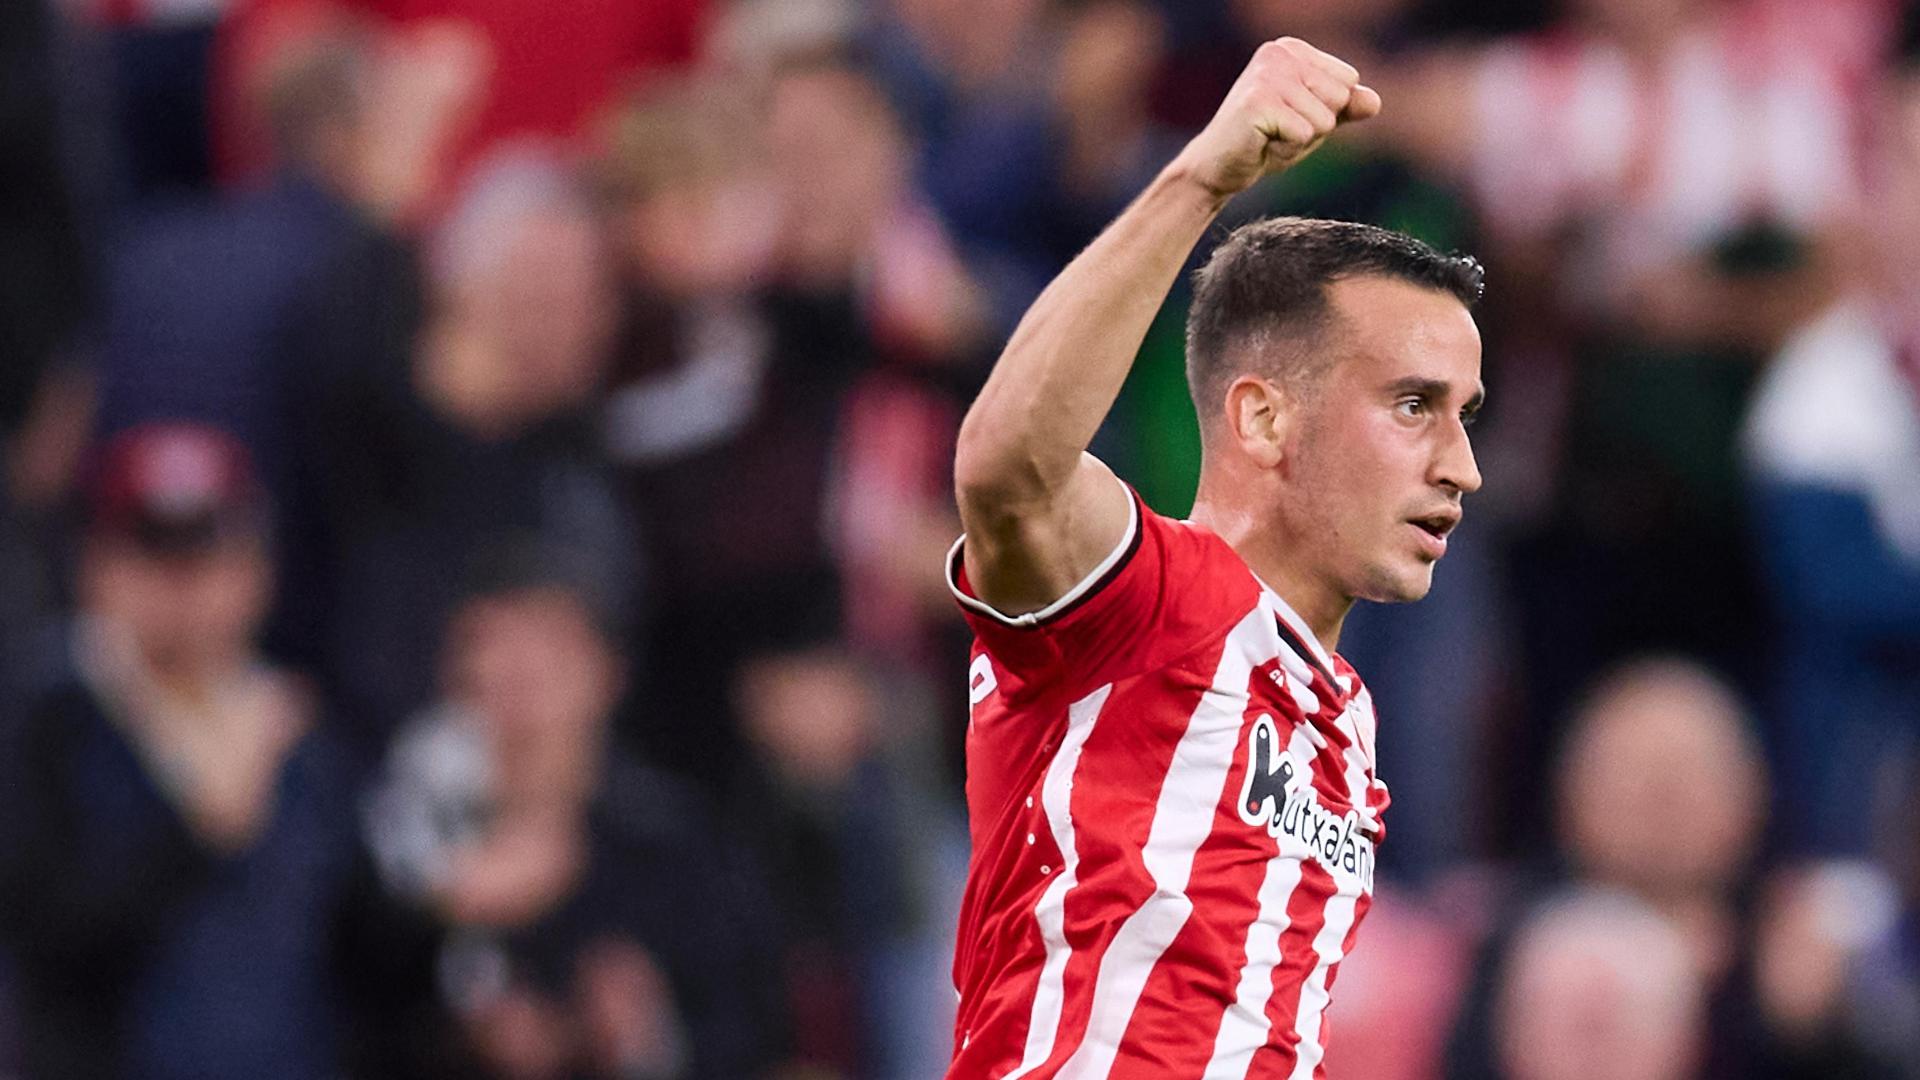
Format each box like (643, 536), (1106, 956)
(1288, 277), (1483, 604)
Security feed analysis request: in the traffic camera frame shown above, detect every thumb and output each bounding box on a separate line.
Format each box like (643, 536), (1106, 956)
(1341, 84), (1383, 123)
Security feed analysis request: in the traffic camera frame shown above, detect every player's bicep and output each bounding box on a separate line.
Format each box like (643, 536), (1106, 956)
(956, 453), (1133, 619)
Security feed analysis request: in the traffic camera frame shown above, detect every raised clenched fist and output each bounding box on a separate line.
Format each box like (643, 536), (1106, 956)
(1175, 38), (1381, 201)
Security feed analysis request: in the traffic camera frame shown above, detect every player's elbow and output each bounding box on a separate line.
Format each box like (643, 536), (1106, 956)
(953, 419), (1050, 523)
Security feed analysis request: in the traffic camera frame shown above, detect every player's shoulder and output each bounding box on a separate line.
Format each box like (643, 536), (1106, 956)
(1136, 500), (1257, 585)
(951, 490), (1271, 701)
(1122, 501), (1273, 633)
(948, 483), (1253, 630)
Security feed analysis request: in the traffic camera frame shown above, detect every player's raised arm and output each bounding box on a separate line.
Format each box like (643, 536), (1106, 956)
(952, 38), (1381, 617)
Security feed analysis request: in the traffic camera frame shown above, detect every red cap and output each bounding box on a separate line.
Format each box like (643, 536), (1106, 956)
(88, 423), (266, 553)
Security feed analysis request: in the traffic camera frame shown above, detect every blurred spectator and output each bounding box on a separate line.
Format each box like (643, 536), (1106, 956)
(220, 0), (705, 184)
(215, 1), (490, 219)
(763, 54), (986, 733)
(0, 424), (362, 1080)
(72, 0), (229, 202)
(592, 74), (780, 477)
(1740, 24), (1920, 857)
(1850, 773), (1920, 1075)
(1492, 887), (1708, 1080)
(863, 0), (1168, 331)
(593, 63), (894, 785)
(731, 647), (959, 1079)
(1041, 0), (1184, 283)
(0, 0), (95, 435)
(1446, 658), (1771, 1077)
(362, 539), (787, 1079)
(96, 3), (483, 497)
(1555, 661), (1764, 961)
(0, 0), (101, 677)
(1748, 860), (1905, 1078)
(273, 144), (633, 760)
(764, 56), (989, 357)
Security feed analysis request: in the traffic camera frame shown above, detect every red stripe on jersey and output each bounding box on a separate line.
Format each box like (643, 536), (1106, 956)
(1250, 862), (1338, 1078)
(1111, 658), (1292, 1075)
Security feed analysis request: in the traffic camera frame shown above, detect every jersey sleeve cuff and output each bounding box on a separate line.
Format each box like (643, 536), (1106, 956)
(945, 479), (1143, 629)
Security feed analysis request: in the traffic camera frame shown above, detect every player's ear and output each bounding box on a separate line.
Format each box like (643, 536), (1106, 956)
(1223, 374), (1292, 469)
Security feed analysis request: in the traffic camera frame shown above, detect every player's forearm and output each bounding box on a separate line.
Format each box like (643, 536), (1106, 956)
(954, 159), (1228, 510)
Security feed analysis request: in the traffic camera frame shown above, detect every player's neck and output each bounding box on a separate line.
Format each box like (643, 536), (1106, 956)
(1188, 497), (1351, 653)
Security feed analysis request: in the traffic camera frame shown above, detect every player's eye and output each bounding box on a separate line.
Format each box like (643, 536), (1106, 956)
(1394, 396), (1426, 419)
(1461, 406), (1481, 429)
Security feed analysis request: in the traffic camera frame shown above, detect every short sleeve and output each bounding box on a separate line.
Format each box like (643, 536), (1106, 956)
(946, 484), (1256, 701)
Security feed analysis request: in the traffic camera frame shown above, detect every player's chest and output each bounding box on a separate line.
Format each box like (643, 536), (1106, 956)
(970, 657), (1381, 895)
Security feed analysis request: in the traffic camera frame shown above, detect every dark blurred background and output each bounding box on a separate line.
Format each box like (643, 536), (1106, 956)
(0, 0), (1918, 1077)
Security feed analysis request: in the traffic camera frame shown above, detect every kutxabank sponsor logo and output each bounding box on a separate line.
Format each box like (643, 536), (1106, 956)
(1236, 714), (1374, 892)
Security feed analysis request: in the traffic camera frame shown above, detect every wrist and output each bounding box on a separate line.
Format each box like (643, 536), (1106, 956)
(1156, 153), (1238, 216)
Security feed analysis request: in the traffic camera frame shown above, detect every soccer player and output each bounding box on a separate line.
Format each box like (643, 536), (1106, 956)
(945, 38), (1485, 1079)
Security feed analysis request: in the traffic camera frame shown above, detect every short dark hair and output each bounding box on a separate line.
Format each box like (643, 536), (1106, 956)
(1185, 216), (1484, 417)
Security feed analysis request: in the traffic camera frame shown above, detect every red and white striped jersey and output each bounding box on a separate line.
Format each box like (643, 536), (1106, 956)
(945, 484), (1391, 1080)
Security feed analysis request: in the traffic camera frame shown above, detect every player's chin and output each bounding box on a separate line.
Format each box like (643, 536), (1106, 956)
(1357, 559), (1436, 604)
(1387, 574), (1436, 603)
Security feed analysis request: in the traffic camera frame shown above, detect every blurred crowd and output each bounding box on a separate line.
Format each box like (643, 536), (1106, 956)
(1, 0), (1919, 1076)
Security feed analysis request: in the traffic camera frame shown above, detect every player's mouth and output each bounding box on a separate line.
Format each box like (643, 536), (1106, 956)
(1407, 510), (1460, 559)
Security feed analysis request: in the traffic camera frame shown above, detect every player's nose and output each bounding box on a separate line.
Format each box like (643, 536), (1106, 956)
(1433, 418), (1482, 495)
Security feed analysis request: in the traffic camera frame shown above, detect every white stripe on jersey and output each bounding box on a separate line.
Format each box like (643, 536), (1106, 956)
(1007, 684), (1113, 1078)
(1201, 720), (1322, 1079)
(1055, 606), (1273, 1080)
(1284, 893), (1360, 1079)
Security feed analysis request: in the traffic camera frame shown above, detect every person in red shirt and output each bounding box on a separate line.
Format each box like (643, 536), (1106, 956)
(946, 37), (1485, 1079)
(215, 0), (706, 189)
